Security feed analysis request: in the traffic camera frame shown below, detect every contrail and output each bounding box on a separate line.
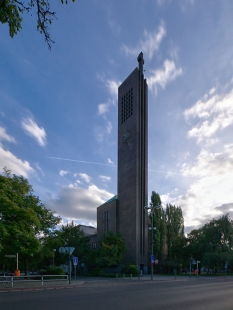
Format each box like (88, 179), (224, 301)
(47, 156), (197, 177)
(46, 156), (117, 167)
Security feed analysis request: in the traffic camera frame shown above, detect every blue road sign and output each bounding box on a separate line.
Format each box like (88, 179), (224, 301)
(73, 257), (78, 265)
(150, 255), (155, 263)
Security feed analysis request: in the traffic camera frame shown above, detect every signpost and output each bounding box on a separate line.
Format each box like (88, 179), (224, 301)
(224, 262), (228, 278)
(59, 247), (75, 284)
(196, 260), (201, 277)
(73, 257), (78, 281)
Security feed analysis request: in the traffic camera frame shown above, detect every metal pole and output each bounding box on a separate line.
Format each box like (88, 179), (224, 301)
(151, 209), (153, 280)
(189, 258), (192, 279)
(69, 247), (71, 284)
(16, 253), (18, 270)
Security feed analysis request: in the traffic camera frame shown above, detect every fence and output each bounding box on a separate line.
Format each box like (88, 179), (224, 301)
(1, 275), (68, 288)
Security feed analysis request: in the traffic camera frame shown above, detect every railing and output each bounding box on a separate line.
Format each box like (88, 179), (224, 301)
(2, 275), (69, 288)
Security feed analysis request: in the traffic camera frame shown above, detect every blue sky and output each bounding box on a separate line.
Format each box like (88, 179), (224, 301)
(0, 0), (233, 233)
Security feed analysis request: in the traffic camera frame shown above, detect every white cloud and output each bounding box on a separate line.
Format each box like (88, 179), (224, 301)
(98, 103), (109, 116)
(21, 118), (46, 147)
(106, 121), (112, 134)
(97, 75), (120, 100)
(99, 175), (111, 182)
(94, 121), (113, 143)
(105, 79), (120, 98)
(121, 21), (166, 60)
(79, 173), (91, 183)
(184, 88), (233, 143)
(107, 158), (114, 164)
(147, 59), (182, 94)
(59, 170), (68, 176)
(45, 184), (113, 222)
(0, 144), (34, 177)
(0, 126), (16, 143)
(168, 144), (233, 231)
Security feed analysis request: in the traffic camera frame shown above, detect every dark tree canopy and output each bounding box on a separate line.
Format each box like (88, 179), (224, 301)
(0, 168), (61, 271)
(0, 0), (75, 49)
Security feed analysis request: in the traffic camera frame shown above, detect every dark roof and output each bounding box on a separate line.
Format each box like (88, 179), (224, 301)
(99, 195), (118, 207)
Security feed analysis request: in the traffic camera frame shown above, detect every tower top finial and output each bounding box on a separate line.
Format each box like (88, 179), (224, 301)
(137, 52), (144, 74)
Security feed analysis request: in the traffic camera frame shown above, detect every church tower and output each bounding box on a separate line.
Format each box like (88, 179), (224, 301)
(117, 52), (148, 271)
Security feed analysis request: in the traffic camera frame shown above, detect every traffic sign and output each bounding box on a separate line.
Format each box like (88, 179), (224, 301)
(59, 247), (75, 255)
(73, 257), (78, 265)
(5, 255), (16, 258)
(154, 259), (159, 264)
(150, 255), (155, 263)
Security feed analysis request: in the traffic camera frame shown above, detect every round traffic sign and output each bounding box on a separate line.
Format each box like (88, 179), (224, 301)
(154, 259), (159, 264)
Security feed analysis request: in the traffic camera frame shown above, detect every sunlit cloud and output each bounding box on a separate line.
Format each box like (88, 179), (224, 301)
(79, 173), (91, 183)
(170, 144), (233, 231)
(184, 88), (233, 143)
(0, 126), (16, 143)
(147, 59), (182, 95)
(0, 145), (34, 177)
(59, 170), (68, 176)
(99, 175), (111, 182)
(121, 21), (166, 60)
(45, 184), (113, 223)
(107, 158), (114, 164)
(98, 102), (109, 116)
(21, 118), (46, 147)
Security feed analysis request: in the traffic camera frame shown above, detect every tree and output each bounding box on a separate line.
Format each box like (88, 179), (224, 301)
(165, 204), (185, 262)
(187, 214), (233, 271)
(0, 168), (61, 272)
(58, 222), (90, 266)
(150, 191), (166, 262)
(95, 232), (127, 267)
(0, 0), (75, 49)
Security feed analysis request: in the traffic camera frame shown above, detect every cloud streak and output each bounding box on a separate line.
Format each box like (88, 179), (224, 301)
(147, 59), (183, 95)
(0, 126), (16, 143)
(184, 88), (233, 143)
(122, 21), (166, 60)
(21, 118), (46, 147)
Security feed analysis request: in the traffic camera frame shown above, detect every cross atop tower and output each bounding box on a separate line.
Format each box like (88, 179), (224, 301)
(137, 52), (144, 74)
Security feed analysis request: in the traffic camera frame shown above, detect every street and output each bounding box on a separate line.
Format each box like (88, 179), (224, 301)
(1, 277), (233, 310)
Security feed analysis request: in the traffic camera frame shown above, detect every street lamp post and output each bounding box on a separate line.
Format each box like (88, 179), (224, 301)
(53, 249), (56, 266)
(144, 205), (162, 280)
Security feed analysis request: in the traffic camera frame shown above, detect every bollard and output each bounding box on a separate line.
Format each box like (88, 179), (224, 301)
(116, 273), (118, 278)
(130, 273), (132, 279)
(138, 273), (141, 280)
(123, 273), (125, 278)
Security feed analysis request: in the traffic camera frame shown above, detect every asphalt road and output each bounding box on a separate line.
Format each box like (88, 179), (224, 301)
(1, 277), (233, 310)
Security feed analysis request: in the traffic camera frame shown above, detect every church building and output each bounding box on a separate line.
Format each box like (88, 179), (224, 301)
(93, 52), (149, 272)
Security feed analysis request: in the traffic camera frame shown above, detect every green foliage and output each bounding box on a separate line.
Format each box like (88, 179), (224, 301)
(0, 0), (76, 49)
(187, 214), (233, 270)
(165, 204), (185, 261)
(150, 191), (166, 261)
(59, 222), (90, 264)
(93, 232), (127, 267)
(148, 192), (186, 267)
(121, 264), (138, 276)
(92, 267), (105, 277)
(0, 168), (61, 271)
(43, 266), (65, 275)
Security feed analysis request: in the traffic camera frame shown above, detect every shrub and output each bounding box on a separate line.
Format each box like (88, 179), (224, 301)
(40, 266), (65, 275)
(92, 267), (105, 276)
(121, 264), (138, 276)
